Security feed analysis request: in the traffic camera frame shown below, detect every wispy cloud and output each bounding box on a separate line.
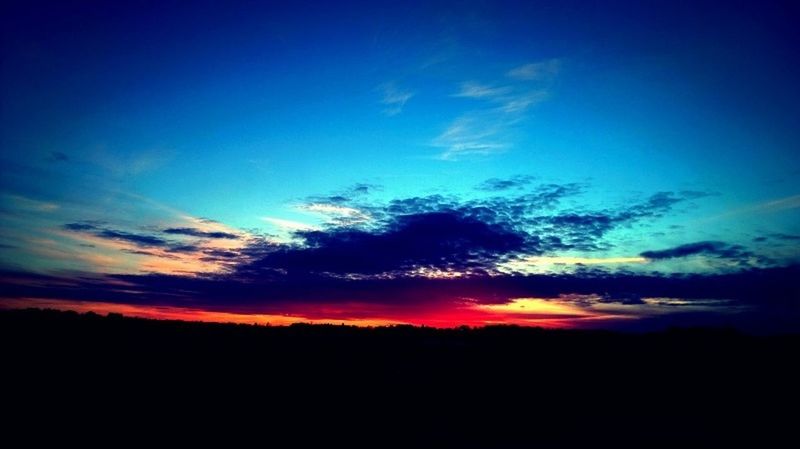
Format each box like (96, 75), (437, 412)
(499, 91), (549, 113)
(433, 59), (560, 160)
(432, 115), (511, 161)
(378, 82), (415, 116)
(0, 188), (256, 275)
(57, 215), (255, 275)
(499, 256), (647, 275)
(297, 203), (372, 226)
(476, 175), (536, 192)
(701, 193), (800, 223)
(507, 59), (561, 81)
(640, 241), (751, 261)
(752, 194), (800, 213)
(1, 194), (59, 212)
(452, 81), (511, 99)
(261, 217), (319, 232)
(162, 227), (240, 240)
(90, 147), (173, 177)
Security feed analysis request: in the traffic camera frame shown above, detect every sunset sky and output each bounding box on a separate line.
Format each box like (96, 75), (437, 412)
(1, 0), (798, 331)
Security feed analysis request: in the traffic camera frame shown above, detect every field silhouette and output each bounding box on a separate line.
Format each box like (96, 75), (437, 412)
(3, 308), (797, 445)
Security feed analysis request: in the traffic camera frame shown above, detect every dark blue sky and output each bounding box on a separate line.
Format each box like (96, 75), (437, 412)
(1, 0), (798, 329)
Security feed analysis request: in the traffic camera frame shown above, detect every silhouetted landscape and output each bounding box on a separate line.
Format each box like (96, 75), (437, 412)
(4, 308), (797, 445)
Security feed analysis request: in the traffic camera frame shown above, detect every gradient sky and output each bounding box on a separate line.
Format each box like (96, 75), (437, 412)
(1, 0), (799, 331)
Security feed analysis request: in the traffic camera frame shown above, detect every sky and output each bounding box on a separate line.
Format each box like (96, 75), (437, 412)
(1, 0), (799, 331)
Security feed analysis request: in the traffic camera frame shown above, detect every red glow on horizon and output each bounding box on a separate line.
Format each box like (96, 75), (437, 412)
(0, 297), (630, 328)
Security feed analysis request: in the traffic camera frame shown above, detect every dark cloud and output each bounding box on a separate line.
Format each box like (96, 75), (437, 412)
(162, 227), (239, 239)
(231, 187), (721, 278)
(96, 229), (169, 247)
(122, 249), (178, 259)
(64, 222), (174, 249)
(349, 183), (380, 195)
(617, 191), (708, 221)
(64, 223), (245, 255)
(305, 183), (382, 205)
(476, 175), (536, 192)
(167, 244), (201, 253)
(641, 241), (752, 260)
(203, 249), (240, 259)
(529, 191), (713, 251)
(771, 233), (800, 241)
(754, 233), (800, 243)
(65, 222), (171, 247)
(63, 223), (99, 232)
(58, 185), (716, 279)
(1, 265), (798, 332)
(242, 211), (528, 276)
(383, 183), (584, 224)
(8, 182), (795, 332)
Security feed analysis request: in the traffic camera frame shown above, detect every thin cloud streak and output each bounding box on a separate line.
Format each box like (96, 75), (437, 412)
(700, 193), (800, 223)
(378, 82), (415, 116)
(261, 217), (320, 232)
(453, 81), (512, 99)
(507, 59), (562, 81)
(433, 59), (560, 160)
(432, 116), (511, 161)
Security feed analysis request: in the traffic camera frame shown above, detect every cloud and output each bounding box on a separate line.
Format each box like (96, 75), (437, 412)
(379, 82), (415, 116)
(476, 175), (536, 192)
(62, 223), (98, 232)
(507, 59), (561, 81)
(304, 183), (382, 206)
(500, 256), (648, 274)
(261, 217), (319, 232)
(2, 264), (798, 332)
(298, 203), (372, 226)
(755, 194), (800, 213)
(641, 241), (753, 261)
(50, 185), (713, 277)
(247, 185), (711, 276)
(90, 147), (173, 177)
(453, 81), (512, 99)
(432, 115), (511, 160)
(434, 59), (561, 160)
(64, 223), (170, 248)
(704, 193), (800, 223)
(162, 227), (240, 239)
(372, 186), (700, 257)
(3, 179), (795, 331)
(498, 91), (548, 113)
(771, 233), (800, 241)
(1, 194), (59, 213)
(243, 211), (527, 277)
(59, 220), (256, 274)
(528, 191), (710, 251)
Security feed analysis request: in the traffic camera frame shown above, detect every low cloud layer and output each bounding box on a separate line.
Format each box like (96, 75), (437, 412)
(1, 178), (795, 331)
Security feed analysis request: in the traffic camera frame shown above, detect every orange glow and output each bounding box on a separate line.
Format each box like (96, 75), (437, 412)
(475, 297), (592, 316)
(0, 298), (406, 327)
(1, 296), (634, 329)
(54, 223), (249, 275)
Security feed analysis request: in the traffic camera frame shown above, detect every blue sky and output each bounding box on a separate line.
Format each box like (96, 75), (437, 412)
(1, 1), (798, 329)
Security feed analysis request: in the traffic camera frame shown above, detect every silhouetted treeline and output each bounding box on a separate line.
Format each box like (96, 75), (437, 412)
(2, 308), (797, 446)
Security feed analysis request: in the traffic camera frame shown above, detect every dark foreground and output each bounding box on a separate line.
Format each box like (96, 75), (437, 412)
(2, 308), (798, 446)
